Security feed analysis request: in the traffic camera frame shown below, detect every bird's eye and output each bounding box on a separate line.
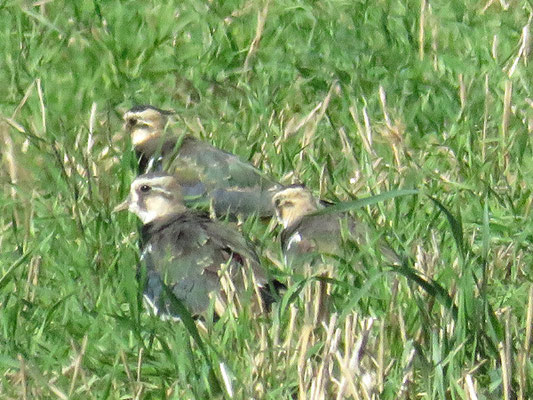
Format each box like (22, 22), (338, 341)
(274, 198), (282, 207)
(128, 118), (137, 126)
(140, 185), (151, 193)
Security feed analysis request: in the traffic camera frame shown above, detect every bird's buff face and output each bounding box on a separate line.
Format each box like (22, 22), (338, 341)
(114, 174), (186, 224)
(123, 108), (170, 148)
(272, 186), (320, 229)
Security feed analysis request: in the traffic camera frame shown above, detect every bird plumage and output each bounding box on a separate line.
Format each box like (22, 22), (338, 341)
(123, 105), (281, 218)
(273, 185), (402, 266)
(115, 173), (276, 317)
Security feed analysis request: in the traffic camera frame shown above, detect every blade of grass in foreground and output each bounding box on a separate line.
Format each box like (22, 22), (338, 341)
(392, 264), (458, 319)
(310, 189), (419, 216)
(427, 195), (500, 357)
(0, 250), (34, 291)
(162, 286), (224, 397)
(428, 195), (465, 259)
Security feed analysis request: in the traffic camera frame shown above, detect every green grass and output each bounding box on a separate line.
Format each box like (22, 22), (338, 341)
(1, 0), (532, 398)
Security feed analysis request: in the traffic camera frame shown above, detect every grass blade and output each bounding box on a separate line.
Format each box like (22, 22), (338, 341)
(311, 189), (419, 216)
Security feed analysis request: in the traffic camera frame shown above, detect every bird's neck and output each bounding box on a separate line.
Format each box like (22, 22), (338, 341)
(136, 134), (177, 156)
(140, 197), (188, 224)
(282, 203), (318, 229)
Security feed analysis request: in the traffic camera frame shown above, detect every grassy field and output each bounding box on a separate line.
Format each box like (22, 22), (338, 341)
(1, 0), (532, 398)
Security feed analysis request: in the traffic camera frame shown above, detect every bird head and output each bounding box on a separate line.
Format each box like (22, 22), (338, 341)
(272, 185), (321, 229)
(114, 173), (186, 224)
(123, 105), (174, 148)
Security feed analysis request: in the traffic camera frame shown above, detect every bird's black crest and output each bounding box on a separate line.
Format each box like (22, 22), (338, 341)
(285, 183), (307, 189)
(137, 171), (174, 180)
(129, 104), (175, 115)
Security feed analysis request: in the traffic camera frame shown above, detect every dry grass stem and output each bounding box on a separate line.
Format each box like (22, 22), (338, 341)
(300, 81), (338, 155)
(518, 285), (533, 400)
(243, 1), (269, 75)
(464, 374), (479, 400)
(507, 16), (531, 77)
(418, 0), (427, 60)
(37, 79), (46, 134)
(67, 335), (88, 397)
(501, 80), (512, 169)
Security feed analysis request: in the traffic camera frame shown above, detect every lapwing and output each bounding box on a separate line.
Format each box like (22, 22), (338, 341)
(115, 172), (281, 318)
(272, 185), (401, 267)
(123, 105), (281, 218)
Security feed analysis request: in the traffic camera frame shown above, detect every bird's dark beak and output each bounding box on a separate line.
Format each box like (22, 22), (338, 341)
(113, 196), (131, 213)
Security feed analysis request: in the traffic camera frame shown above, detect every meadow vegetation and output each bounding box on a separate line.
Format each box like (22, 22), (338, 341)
(0, 0), (532, 398)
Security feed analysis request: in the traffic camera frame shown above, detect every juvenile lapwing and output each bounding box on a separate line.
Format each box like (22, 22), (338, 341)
(115, 172), (280, 318)
(123, 105), (281, 218)
(272, 185), (402, 267)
